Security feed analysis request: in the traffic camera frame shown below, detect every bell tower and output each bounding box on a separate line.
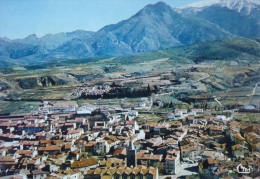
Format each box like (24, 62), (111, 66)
(127, 140), (136, 167)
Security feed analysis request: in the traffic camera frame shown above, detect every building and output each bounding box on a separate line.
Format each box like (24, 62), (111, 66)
(165, 150), (181, 175)
(208, 126), (223, 136)
(231, 144), (249, 158)
(199, 158), (215, 178)
(127, 140), (137, 167)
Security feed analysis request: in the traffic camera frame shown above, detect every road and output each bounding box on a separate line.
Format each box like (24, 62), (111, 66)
(159, 163), (199, 179)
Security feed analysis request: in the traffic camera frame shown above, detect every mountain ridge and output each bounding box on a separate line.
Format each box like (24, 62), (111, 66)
(0, 1), (259, 65)
(177, 0), (260, 14)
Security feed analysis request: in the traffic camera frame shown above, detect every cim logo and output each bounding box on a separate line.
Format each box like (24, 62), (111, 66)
(237, 164), (253, 174)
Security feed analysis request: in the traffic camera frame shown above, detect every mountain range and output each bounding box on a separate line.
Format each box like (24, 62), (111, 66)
(1, 0), (260, 66)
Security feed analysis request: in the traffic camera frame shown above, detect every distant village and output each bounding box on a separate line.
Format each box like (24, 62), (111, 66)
(0, 96), (260, 179)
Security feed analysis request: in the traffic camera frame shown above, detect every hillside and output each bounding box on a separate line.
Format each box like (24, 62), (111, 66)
(112, 37), (260, 64)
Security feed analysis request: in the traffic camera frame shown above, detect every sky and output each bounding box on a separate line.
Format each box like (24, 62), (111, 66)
(0, 0), (198, 39)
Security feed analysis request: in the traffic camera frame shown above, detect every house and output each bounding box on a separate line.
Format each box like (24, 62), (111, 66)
(153, 123), (169, 135)
(115, 126), (124, 134)
(165, 150), (181, 175)
(25, 124), (45, 135)
(85, 141), (95, 153)
(213, 169), (229, 179)
(32, 170), (50, 179)
(167, 113), (175, 120)
(66, 128), (84, 140)
(75, 117), (86, 127)
(94, 140), (109, 154)
(222, 110), (234, 118)
(244, 132), (260, 151)
(0, 156), (19, 176)
(171, 122), (182, 128)
(77, 105), (96, 115)
(129, 110), (138, 117)
(0, 149), (8, 156)
(233, 134), (245, 145)
(62, 123), (76, 133)
(48, 170), (82, 179)
(175, 109), (187, 115)
(187, 116), (198, 124)
(215, 115), (227, 121)
(175, 111), (183, 119)
(231, 144), (249, 158)
(181, 145), (201, 161)
(39, 145), (61, 155)
(201, 150), (224, 161)
(51, 114), (73, 120)
(39, 101), (77, 114)
(240, 124), (260, 137)
(35, 132), (47, 140)
(20, 141), (39, 150)
(136, 150), (163, 167)
(14, 150), (35, 158)
(208, 126), (223, 136)
(199, 158), (215, 178)
(113, 148), (127, 160)
(188, 111), (197, 116)
(126, 120), (139, 130)
(191, 108), (204, 114)
(70, 157), (98, 170)
(86, 165), (158, 179)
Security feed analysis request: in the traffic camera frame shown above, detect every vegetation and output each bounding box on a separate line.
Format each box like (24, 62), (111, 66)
(112, 37), (260, 64)
(87, 152), (93, 158)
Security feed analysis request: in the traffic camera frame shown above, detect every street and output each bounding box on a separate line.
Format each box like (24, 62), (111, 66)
(159, 163), (199, 179)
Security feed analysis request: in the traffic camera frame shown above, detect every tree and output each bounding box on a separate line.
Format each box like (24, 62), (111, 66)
(100, 151), (106, 158)
(169, 102), (173, 108)
(163, 103), (168, 108)
(147, 83), (151, 96)
(204, 102), (208, 110)
(111, 82), (116, 87)
(87, 152), (93, 158)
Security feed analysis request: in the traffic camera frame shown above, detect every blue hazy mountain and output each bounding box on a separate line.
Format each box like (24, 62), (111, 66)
(0, 1), (259, 65)
(174, 0), (260, 37)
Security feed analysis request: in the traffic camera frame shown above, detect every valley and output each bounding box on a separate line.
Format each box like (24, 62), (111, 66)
(1, 38), (260, 115)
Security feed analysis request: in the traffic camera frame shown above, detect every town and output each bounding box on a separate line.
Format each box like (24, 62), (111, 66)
(0, 95), (260, 179)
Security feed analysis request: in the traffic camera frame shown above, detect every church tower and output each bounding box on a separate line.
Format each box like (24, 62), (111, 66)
(127, 140), (136, 167)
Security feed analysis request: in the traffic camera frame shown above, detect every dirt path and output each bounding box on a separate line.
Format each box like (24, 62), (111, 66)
(247, 82), (260, 96)
(214, 97), (223, 106)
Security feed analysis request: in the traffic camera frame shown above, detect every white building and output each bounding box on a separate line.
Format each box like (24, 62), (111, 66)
(77, 105), (96, 115)
(66, 129), (84, 140)
(168, 113), (175, 120)
(165, 150), (181, 175)
(94, 140), (109, 154)
(129, 110), (138, 117)
(191, 108), (204, 114)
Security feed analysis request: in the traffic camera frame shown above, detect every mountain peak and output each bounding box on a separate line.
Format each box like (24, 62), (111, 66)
(143, 1), (172, 11)
(28, 34), (38, 37)
(154, 1), (168, 7)
(24, 34), (38, 40)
